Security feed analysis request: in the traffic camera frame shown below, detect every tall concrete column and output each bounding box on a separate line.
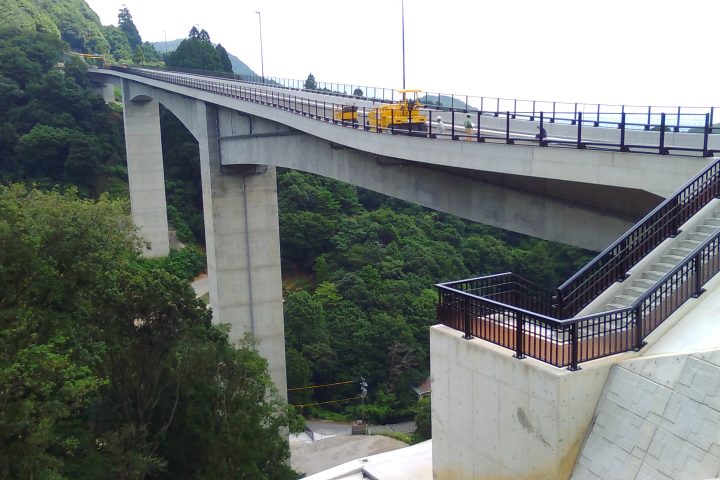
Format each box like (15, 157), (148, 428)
(195, 101), (288, 398)
(122, 79), (170, 257)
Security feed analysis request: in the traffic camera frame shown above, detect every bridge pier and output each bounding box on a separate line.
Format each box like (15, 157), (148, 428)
(121, 79), (170, 257)
(196, 102), (288, 398)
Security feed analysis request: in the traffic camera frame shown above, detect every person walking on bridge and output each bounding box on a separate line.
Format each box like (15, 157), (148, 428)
(435, 115), (445, 137)
(464, 114), (474, 141)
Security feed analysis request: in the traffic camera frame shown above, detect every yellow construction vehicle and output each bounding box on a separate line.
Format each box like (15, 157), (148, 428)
(367, 89), (428, 135)
(333, 104), (359, 124)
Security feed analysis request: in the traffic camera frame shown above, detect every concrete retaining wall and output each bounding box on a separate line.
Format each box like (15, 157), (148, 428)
(430, 325), (617, 479)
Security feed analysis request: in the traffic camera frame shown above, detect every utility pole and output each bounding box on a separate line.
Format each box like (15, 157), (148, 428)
(401, 0), (406, 90)
(256, 11), (265, 82)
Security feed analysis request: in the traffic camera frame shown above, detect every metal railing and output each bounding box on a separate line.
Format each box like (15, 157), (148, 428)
(438, 223), (720, 370)
(437, 158), (720, 370)
(101, 67), (717, 157)
(136, 66), (719, 133)
(555, 158), (720, 318)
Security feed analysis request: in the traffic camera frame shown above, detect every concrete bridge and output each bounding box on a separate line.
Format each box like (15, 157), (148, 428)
(90, 67), (718, 400)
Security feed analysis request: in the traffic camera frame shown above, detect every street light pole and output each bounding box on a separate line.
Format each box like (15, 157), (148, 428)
(163, 30), (167, 55)
(256, 11), (265, 82)
(401, 0), (406, 90)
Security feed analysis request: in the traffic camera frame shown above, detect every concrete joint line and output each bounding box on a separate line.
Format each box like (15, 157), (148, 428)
(220, 164), (268, 176)
(242, 175), (255, 337)
(219, 130), (299, 141)
(374, 155), (407, 166)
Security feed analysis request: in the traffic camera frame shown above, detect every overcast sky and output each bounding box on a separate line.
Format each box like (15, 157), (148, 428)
(84, 0), (718, 108)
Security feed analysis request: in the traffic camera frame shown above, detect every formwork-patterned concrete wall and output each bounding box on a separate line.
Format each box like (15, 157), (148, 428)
(572, 351), (720, 480)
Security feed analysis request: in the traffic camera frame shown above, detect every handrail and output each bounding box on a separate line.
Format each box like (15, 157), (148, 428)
(98, 67), (717, 159)
(133, 66), (719, 132)
(437, 219), (720, 369)
(555, 157), (720, 318)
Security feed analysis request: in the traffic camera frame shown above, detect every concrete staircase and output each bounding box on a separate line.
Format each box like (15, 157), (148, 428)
(583, 200), (720, 316)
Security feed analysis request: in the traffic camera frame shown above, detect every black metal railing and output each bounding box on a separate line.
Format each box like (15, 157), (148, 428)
(98, 67), (718, 158)
(133, 65), (719, 134)
(437, 157), (720, 369)
(555, 158), (720, 318)
(438, 224), (720, 370)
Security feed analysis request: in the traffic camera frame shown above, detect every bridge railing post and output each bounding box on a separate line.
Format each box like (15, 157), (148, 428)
(703, 113), (710, 157)
(513, 312), (525, 359)
(659, 112), (667, 155)
(633, 304), (645, 351)
(451, 109), (455, 140)
(476, 110), (481, 142)
(646, 106), (652, 130)
(539, 111), (546, 146)
(620, 112), (627, 151)
(568, 322), (579, 371)
(577, 112), (584, 149)
(505, 111), (512, 144)
(675, 106), (681, 132)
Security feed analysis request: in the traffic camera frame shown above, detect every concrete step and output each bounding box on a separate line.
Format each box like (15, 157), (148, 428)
(650, 262), (675, 273)
(679, 239), (703, 249)
(623, 286), (648, 296)
(688, 232), (711, 242)
(669, 246), (695, 257)
(612, 294), (637, 306)
(642, 270), (667, 281)
(606, 302), (629, 310)
(633, 278), (657, 289)
(659, 254), (685, 265)
(696, 224), (720, 234)
(703, 217), (720, 226)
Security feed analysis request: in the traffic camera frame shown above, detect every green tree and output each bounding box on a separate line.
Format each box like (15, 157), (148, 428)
(118, 7), (142, 49)
(413, 397), (431, 442)
(132, 44), (145, 64)
(304, 73), (317, 90)
(166, 29), (225, 72)
(0, 185), (300, 479)
(215, 43), (233, 73)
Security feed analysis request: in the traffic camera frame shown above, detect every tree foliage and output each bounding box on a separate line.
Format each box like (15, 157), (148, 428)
(118, 7), (141, 50)
(165, 28), (232, 73)
(278, 170), (593, 423)
(0, 185), (299, 479)
(0, 29), (124, 195)
(304, 73), (317, 90)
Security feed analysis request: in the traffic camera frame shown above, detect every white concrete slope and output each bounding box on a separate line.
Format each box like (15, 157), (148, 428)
(571, 200), (720, 479)
(571, 350), (720, 480)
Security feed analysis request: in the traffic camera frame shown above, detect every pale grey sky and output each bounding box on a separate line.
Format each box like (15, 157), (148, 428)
(85, 0), (718, 108)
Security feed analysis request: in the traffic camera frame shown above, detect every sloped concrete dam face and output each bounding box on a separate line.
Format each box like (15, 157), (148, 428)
(572, 351), (720, 480)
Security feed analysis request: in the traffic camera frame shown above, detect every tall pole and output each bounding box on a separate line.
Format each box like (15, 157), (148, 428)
(401, 0), (406, 90)
(163, 30), (167, 55)
(256, 11), (265, 82)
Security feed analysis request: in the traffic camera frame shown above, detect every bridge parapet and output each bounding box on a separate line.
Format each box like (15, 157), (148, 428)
(97, 67), (718, 158)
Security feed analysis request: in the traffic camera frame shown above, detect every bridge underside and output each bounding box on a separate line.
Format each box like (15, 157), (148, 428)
(217, 111), (647, 251)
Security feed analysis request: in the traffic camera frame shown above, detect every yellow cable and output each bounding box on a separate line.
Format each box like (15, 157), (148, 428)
(287, 380), (355, 391)
(293, 396), (361, 408)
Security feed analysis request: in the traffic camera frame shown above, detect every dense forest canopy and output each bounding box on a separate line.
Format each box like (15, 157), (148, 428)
(0, 18), (299, 480)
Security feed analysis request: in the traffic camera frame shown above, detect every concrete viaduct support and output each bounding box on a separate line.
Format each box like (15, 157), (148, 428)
(122, 79), (170, 257)
(120, 80), (287, 398)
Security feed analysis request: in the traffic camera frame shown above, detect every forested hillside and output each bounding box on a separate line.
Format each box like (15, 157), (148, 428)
(0, 7), (299, 479)
(0, 1), (596, 475)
